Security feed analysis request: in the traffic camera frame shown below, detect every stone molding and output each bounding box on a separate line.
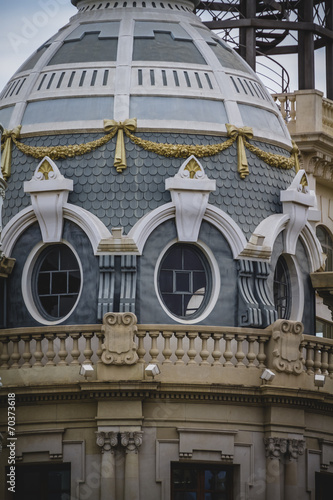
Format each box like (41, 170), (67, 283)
(101, 312), (138, 365)
(265, 437), (305, 461)
(96, 431), (119, 454)
(268, 320), (304, 374)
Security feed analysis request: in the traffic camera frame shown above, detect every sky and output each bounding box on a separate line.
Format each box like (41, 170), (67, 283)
(0, 0), (327, 96)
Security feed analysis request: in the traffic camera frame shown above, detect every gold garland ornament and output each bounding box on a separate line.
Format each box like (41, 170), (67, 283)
(123, 128), (236, 158)
(104, 118), (137, 172)
(1, 119), (297, 180)
(226, 124), (253, 179)
(7, 127), (118, 162)
(1, 126), (21, 180)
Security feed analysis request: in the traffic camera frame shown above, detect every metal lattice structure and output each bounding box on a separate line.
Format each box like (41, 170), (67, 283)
(196, 0), (333, 98)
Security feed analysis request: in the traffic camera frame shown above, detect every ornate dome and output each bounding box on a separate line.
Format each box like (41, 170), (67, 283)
(0, 0), (295, 239)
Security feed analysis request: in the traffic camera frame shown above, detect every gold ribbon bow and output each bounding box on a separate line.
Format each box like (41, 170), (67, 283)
(1, 125), (21, 180)
(226, 124), (253, 179)
(291, 140), (300, 173)
(104, 118), (137, 173)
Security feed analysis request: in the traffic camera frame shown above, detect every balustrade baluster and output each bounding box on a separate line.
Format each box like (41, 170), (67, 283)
(235, 335), (246, 368)
(149, 331), (159, 363)
(136, 331), (146, 363)
(0, 338), (10, 369)
(290, 95), (296, 122)
(45, 334), (56, 366)
(199, 333), (210, 366)
(187, 332), (198, 365)
(10, 336), (21, 368)
(162, 332), (172, 364)
(70, 333), (81, 365)
(211, 333), (222, 366)
(327, 346), (333, 378)
(57, 333), (69, 366)
(21, 335), (32, 368)
(82, 333), (93, 364)
(96, 332), (104, 364)
(304, 342), (315, 374)
(257, 336), (268, 369)
(223, 334), (234, 366)
(33, 335), (44, 366)
(246, 336), (257, 368)
(175, 332), (185, 365)
(321, 346), (329, 375)
(313, 344), (323, 374)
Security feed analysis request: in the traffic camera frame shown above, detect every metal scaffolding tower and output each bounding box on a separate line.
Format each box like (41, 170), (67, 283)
(196, 0), (333, 98)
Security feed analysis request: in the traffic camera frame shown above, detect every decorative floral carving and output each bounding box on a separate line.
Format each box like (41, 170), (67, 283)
(271, 320), (304, 374)
(264, 437), (288, 459)
(96, 431), (118, 453)
(265, 437), (305, 461)
(101, 312), (138, 365)
(120, 432), (143, 453)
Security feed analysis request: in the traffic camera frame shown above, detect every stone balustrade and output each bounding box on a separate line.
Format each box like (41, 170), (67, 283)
(0, 323), (332, 371)
(273, 89), (333, 138)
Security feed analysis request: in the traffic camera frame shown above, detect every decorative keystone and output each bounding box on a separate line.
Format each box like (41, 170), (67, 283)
(101, 312), (138, 365)
(281, 170), (316, 255)
(165, 155), (216, 242)
(267, 320), (304, 374)
(24, 156), (73, 243)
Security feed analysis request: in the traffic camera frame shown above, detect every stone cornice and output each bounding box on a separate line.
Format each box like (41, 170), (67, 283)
(1, 382), (333, 413)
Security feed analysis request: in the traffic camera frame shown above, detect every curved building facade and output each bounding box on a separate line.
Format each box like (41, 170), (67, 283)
(0, 1), (332, 499)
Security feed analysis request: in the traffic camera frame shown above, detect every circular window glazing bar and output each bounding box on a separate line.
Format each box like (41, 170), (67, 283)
(33, 244), (81, 321)
(158, 243), (211, 319)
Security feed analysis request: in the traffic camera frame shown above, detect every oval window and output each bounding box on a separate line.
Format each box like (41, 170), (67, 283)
(158, 244), (211, 319)
(33, 244), (81, 320)
(273, 255), (291, 319)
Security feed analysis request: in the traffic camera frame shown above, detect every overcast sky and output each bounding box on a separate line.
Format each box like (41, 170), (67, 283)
(0, 0), (327, 96)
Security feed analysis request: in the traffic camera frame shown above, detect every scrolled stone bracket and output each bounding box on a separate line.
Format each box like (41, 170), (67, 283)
(96, 431), (119, 454)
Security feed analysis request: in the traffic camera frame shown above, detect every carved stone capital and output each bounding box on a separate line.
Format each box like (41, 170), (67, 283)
(96, 431), (118, 454)
(270, 320), (304, 374)
(287, 439), (305, 461)
(101, 312), (138, 365)
(264, 437), (288, 460)
(120, 432), (143, 454)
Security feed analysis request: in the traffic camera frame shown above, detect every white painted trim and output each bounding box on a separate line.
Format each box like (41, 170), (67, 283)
(204, 205), (247, 258)
(128, 202), (247, 258)
(239, 214), (290, 261)
(1, 204), (111, 257)
(299, 222), (325, 272)
(127, 202), (176, 254)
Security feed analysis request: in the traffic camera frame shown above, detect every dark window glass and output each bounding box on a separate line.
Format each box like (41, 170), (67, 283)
(273, 255), (291, 319)
(316, 319), (333, 339)
(158, 244), (211, 319)
(6, 463), (70, 500)
(171, 462), (232, 500)
(316, 226), (333, 271)
(34, 245), (81, 320)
